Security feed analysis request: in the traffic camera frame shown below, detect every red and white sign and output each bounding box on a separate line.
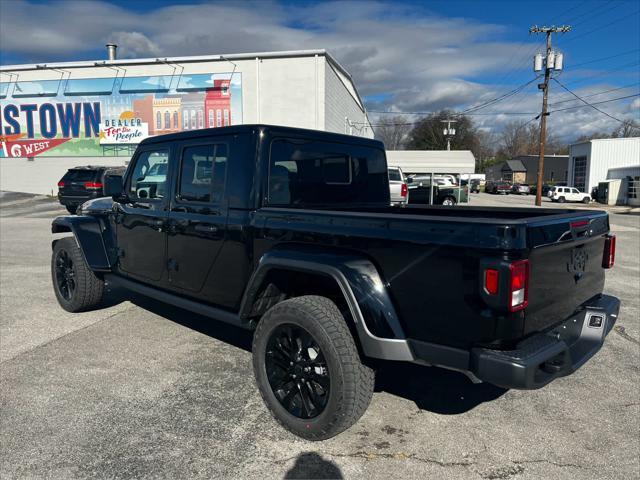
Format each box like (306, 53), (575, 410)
(1, 138), (71, 158)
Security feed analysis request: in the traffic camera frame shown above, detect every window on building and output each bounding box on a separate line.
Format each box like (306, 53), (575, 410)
(173, 111), (179, 129)
(267, 138), (388, 207)
(197, 110), (204, 129)
(208, 109), (214, 127)
(164, 111), (170, 130)
(223, 109), (230, 126)
(178, 144), (228, 203)
(156, 112), (162, 130)
(573, 156), (587, 191)
(216, 110), (222, 127)
(222, 83), (229, 96)
(183, 111), (189, 129)
(190, 109), (197, 129)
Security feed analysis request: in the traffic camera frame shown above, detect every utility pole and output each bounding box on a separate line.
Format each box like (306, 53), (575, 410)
(530, 25), (570, 206)
(441, 118), (457, 151)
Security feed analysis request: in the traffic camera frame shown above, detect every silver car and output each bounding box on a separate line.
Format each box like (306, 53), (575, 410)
(388, 167), (408, 205)
(512, 183), (531, 195)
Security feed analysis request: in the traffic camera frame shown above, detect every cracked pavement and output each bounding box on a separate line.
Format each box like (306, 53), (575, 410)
(1, 195), (638, 480)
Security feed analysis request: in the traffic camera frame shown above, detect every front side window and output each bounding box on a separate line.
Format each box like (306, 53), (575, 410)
(268, 138), (388, 207)
(129, 150), (169, 200)
(178, 144), (228, 203)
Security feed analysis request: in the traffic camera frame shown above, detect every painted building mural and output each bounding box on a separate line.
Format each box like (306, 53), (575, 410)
(0, 72), (242, 157)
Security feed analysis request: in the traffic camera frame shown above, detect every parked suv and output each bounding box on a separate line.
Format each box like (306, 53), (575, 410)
(57, 166), (126, 214)
(548, 186), (591, 204)
(51, 125), (619, 440)
(388, 166), (408, 205)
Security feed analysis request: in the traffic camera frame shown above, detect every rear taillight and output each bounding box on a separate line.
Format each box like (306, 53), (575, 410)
(484, 269), (499, 295)
(603, 235), (616, 269)
(401, 183), (408, 198)
(57, 181), (65, 187)
(84, 181), (103, 190)
(509, 260), (529, 312)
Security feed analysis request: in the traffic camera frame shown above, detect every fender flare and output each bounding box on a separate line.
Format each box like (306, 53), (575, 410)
(51, 216), (112, 271)
(240, 247), (414, 361)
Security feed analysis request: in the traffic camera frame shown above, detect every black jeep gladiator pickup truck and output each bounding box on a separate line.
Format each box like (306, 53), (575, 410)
(51, 125), (620, 440)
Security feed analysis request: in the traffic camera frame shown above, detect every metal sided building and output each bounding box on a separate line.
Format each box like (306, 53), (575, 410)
(385, 150), (476, 176)
(568, 137), (640, 200)
(0, 48), (372, 195)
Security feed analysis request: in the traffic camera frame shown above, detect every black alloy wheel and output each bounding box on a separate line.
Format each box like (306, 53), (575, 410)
(265, 324), (330, 419)
(54, 248), (76, 301)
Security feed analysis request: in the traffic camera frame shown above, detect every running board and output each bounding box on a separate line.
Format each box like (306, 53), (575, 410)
(104, 274), (249, 329)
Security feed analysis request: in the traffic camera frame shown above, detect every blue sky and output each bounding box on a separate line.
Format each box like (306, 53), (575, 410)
(1, 0), (638, 139)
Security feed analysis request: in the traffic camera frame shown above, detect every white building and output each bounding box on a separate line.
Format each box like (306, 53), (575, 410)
(0, 49), (372, 195)
(568, 137), (640, 204)
(385, 150), (476, 176)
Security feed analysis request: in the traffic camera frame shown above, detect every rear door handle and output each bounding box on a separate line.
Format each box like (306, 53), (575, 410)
(194, 224), (218, 233)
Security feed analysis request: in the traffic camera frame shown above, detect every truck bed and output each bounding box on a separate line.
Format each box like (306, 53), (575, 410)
(255, 205), (610, 349)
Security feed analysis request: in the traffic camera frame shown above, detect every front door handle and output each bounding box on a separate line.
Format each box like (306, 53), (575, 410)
(149, 219), (165, 231)
(194, 224), (218, 233)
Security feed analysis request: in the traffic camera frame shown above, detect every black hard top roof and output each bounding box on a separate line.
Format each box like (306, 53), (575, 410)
(138, 124), (384, 149)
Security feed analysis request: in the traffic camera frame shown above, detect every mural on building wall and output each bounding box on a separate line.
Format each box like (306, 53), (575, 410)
(0, 72), (242, 157)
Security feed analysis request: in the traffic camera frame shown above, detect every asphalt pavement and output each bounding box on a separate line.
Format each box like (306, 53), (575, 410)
(1, 193), (638, 480)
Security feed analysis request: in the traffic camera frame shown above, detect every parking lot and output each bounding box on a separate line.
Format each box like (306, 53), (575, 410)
(1, 192), (638, 480)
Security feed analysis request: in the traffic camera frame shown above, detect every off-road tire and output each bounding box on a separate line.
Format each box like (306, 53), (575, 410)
(66, 205), (77, 214)
(558, 196), (566, 203)
(582, 197), (590, 204)
(51, 236), (105, 312)
(441, 196), (456, 206)
(252, 295), (375, 441)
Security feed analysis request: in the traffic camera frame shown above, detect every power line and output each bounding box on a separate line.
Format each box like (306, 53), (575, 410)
(549, 83), (639, 107)
(461, 76), (541, 114)
(570, 48), (640, 69)
(563, 60), (640, 86)
(548, 93), (639, 112)
(550, 79), (639, 123)
(561, 8), (640, 44)
(570, 0), (622, 27)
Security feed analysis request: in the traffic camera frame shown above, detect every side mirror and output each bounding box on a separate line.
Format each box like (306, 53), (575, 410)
(105, 174), (125, 201)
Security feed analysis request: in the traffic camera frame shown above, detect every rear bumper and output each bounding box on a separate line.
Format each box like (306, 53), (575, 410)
(470, 294), (620, 389)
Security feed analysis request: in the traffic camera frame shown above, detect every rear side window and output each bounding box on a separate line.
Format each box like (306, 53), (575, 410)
(178, 144), (228, 203)
(388, 169), (401, 181)
(63, 169), (97, 182)
(268, 138), (388, 207)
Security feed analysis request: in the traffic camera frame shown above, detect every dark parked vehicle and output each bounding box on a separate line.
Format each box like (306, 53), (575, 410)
(51, 125), (620, 440)
(485, 180), (512, 194)
(462, 178), (480, 193)
(57, 166), (126, 214)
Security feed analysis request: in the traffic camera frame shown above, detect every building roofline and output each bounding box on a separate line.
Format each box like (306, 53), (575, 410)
(0, 48), (371, 132)
(0, 49), (334, 72)
(570, 136), (640, 147)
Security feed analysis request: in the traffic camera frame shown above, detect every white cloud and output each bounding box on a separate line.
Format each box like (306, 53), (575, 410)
(1, 0), (638, 141)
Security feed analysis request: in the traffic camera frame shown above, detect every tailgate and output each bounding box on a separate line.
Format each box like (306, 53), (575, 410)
(524, 214), (610, 335)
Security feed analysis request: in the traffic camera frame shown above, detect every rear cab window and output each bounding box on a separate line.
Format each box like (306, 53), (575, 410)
(267, 138), (389, 208)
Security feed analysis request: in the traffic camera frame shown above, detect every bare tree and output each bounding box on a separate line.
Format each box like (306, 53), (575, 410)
(373, 116), (411, 150)
(497, 120), (529, 158)
(612, 119), (640, 138)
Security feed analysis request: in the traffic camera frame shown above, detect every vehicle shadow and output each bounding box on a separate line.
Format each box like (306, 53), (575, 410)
(110, 289), (506, 416)
(373, 360), (507, 414)
(283, 452), (343, 480)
